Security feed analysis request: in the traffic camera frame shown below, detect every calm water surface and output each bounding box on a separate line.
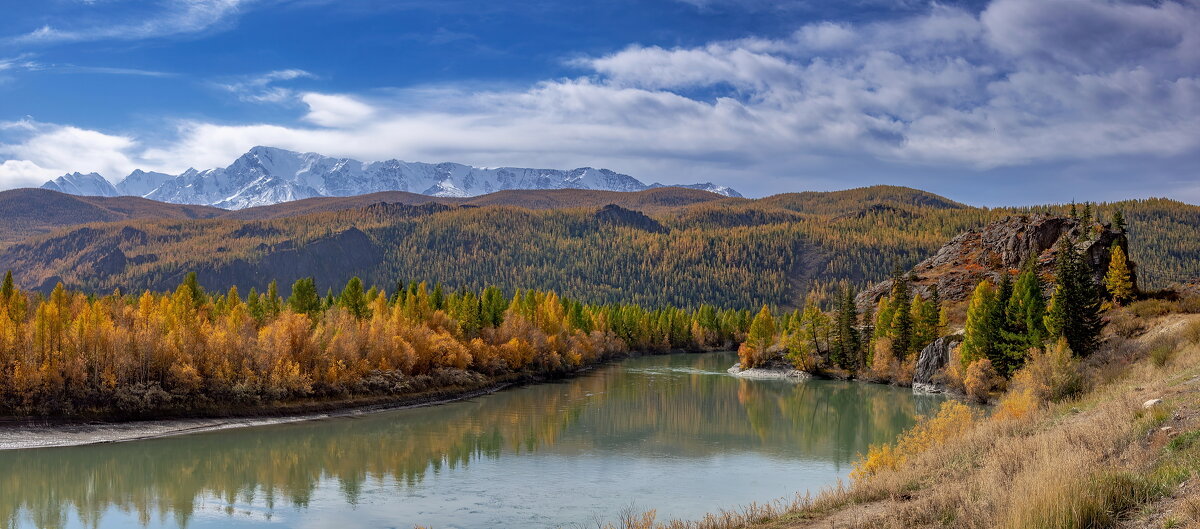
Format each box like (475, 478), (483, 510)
(0, 352), (946, 529)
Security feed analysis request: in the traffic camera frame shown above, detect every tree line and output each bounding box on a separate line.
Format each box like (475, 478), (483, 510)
(0, 271), (751, 417)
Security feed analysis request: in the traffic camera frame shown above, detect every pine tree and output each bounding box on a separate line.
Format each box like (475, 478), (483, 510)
(1, 270), (13, 302)
(182, 272), (206, 309)
(1105, 243), (1135, 305)
(1045, 237), (1103, 355)
(288, 277), (322, 317)
(339, 277), (369, 318)
(265, 280), (282, 318)
(1111, 210), (1126, 233)
(859, 299), (875, 368)
(960, 279), (999, 368)
(431, 283), (446, 311)
(832, 287), (859, 369)
(889, 272), (914, 358)
(1004, 259), (1048, 368)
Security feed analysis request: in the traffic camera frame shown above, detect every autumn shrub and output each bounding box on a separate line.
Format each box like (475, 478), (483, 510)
(851, 400), (976, 480)
(1129, 298), (1177, 319)
(962, 358), (1001, 403)
(867, 337), (900, 382)
(1010, 340), (1083, 403)
(1179, 294), (1200, 314)
(1108, 308), (1146, 338)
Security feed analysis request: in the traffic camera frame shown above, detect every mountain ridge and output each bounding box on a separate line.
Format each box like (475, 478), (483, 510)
(38, 146), (743, 209)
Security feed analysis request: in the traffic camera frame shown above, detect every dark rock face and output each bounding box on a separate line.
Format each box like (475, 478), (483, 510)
(913, 334), (963, 393)
(857, 215), (1135, 305)
(594, 204), (667, 234)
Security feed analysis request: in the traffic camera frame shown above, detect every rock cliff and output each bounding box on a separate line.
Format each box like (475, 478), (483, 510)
(858, 215), (1134, 305)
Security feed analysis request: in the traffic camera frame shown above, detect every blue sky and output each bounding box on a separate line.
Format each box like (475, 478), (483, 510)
(0, 0), (1196, 205)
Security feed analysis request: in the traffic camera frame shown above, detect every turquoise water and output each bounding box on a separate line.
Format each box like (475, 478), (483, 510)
(0, 351), (945, 529)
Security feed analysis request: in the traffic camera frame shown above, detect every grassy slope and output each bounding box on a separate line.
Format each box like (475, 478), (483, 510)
(604, 311), (1200, 529)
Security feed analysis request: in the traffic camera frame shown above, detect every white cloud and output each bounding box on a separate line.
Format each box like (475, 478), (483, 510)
(217, 69), (315, 103)
(1, 0), (1197, 203)
(13, 0), (253, 44)
(301, 93), (376, 128)
(0, 121), (141, 186)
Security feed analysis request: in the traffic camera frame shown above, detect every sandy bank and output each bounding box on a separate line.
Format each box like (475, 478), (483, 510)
(0, 384), (507, 451)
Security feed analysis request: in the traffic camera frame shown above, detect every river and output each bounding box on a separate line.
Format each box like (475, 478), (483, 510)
(0, 351), (946, 529)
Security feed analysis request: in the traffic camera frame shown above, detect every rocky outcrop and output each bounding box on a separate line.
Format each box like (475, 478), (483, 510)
(727, 364), (811, 381)
(913, 334), (963, 393)
(858, 215), (1134, 305)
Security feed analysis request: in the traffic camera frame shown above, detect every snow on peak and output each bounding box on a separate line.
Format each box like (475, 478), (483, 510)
(39, 147), (742, 208)
(41, 172), (118, 197)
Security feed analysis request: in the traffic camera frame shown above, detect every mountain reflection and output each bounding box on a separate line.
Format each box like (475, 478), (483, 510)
(0, 352), (943, 529)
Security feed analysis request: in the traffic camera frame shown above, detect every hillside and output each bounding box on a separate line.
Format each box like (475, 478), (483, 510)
(0, 186), (1197, 309)
(0, 188), (224, 247)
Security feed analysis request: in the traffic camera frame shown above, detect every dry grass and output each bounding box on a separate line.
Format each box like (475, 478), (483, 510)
(596, 313), (1200, 529)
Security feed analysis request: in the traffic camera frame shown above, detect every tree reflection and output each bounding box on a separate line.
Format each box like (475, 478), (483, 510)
(0, 352), (942, 529)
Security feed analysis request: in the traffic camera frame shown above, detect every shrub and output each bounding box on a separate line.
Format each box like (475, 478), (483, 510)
(852, 400), (976, 479)
(1179, 295), (1200, 314)
(1128, 299), (1177, 319)
(1010, 340), (1084, 403)
(963, 358), (1001, 403)
(993, 387), (1039, 422)
(1107, 309), (1146, 338)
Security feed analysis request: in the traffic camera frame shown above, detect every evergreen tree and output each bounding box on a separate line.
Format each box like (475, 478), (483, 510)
(1081, 202), (1094, 238)
(832, 287), (859, 369)
(265, 280), (282, 318)
(0, 270), (12, 302)
(1105, 243), (1135, 305)
(288, 277), (322, 317)
(246, 287), (263, 322)
(1045, 237), (1103, 355)
(1111, 210), (1126, 233)
(481, 285), (507, 327)
(431, 283), (446, 311)
(339, 277), (369, 319)
(859, 299), (875, 368)
(1004, 259), (1048, 366)
(181, 272), (205, 308)
(889, 271), (914, 358)
(960, 279), (999, 368)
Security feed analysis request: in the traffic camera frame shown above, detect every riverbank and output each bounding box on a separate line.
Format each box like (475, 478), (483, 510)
(0, 381), (513, 450)
(602, 313), (1200, 529)
(0, 348), (718, 450)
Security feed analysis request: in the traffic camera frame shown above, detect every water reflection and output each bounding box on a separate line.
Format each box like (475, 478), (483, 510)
(0, 352), (945, 529)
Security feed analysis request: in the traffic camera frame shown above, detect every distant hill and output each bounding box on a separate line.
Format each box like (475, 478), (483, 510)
(38, 145), (743, 209)
(0, 188), (223, 247)
(0, 185), (1196, 308)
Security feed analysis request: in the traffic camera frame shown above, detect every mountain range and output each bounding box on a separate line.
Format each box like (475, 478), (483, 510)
(39, 146), (741, 209)
(2, 184), (1196, 309)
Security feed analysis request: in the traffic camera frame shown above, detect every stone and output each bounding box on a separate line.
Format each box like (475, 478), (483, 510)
(1143, 398), (1163, 409)
(726, 364), (811, 381)
(913, 334), (963, 393)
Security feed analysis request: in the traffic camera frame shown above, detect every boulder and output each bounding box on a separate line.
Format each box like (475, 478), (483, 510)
(913, 334), (963, 393)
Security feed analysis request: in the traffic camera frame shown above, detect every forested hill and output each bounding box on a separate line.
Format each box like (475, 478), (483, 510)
(0, 186), (1197, 309)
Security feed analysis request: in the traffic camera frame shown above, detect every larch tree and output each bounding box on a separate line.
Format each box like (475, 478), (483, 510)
(1105, 243), (1135, 305)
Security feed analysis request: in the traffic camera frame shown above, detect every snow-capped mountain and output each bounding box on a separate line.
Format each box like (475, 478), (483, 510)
(41, 172), (118, 197)
(41, 146), (742, 209)
(116, 170), (175, 197)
